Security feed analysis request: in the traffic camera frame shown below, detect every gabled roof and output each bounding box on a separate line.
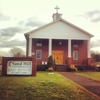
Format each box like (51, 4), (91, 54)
(25, 18), (94, 38)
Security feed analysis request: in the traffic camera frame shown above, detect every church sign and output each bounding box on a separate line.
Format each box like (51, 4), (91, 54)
(2, 57), (36, 76)
(7, 61), (32, 75)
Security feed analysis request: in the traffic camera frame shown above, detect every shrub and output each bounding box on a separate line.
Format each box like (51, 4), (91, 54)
(78, 66), (85, 71)
(37, 65), (47, 71)
(69, 64), (77, 72)
(47, 55), (55, 70)
(87, 65), (97, 71)
(47, 67), (54, 72)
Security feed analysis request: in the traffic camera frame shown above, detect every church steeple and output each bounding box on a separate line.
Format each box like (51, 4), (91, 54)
(55, 5), (60, 13)
(52, 5), (62, 21)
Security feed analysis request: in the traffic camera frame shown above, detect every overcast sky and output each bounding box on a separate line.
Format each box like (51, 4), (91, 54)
(0, 0), (100, 56)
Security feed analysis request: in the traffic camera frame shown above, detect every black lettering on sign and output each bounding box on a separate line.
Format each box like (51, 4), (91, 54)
(23, 62), (31, 65)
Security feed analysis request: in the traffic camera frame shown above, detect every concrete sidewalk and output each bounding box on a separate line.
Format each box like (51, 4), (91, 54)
(59, 72), (100, 97)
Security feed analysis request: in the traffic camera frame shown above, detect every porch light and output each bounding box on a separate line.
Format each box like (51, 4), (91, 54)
(59, 41), (62, 45)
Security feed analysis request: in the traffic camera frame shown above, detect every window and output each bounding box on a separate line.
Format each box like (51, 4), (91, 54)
(73, 51), (78, 60)
(36, 39), (42, 46)
(73, 40), (78, 47)
(36, 50), (42, 59)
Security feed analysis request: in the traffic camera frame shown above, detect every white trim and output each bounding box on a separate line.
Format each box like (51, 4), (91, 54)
(48, 39), (52, 56)
(68, 39), (71, 57)
(87, 40), (91, 58)
(36, 50), (42, 59)
(73, 51), (78, 60)
(73, 45), (78, 47)
(28, 38), (32, 56)
(26, 19), (93, 38)
(36, 43), (42, 46)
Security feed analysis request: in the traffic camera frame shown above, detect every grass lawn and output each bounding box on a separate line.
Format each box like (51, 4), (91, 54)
(75, 72), (100, 82)
(0, 71), (100, 100)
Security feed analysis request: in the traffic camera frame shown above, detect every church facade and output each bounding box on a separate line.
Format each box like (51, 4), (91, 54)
(24, 6), (93, 70)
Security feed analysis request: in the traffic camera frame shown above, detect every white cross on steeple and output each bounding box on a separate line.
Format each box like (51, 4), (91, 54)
(54, 5), (60, 13)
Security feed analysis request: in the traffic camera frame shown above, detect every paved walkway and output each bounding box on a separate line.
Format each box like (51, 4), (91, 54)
(59, 72), (100, 97)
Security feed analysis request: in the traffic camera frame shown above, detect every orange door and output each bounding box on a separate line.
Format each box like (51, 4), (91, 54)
(52, 50), (63, 64)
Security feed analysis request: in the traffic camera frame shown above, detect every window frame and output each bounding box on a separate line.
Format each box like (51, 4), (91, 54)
(36, 50), (42, 59)
(36, 39), (42, 46)
(73, 40), (78, 47)
(73, 51), (78, 60)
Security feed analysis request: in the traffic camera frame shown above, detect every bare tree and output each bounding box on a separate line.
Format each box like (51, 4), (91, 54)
(10, 47), (25, 57)
(91, 51), (100, 62)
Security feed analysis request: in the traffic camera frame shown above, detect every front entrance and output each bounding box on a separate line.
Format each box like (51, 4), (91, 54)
(52, 50), (63, 64)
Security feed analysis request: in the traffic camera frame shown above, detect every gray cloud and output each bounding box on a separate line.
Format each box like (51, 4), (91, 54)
(76, 10), (100, 23)
(0, 27), (20, 37)
(0, 39), (26, 48)
(0, 13), (10, 21)
(0, 26), (30, 38)
(85, 10), (100, 22)
(0, 26), (30, 49)
(0, 15), (46, 56)
(91, 16), (100, 22)
(18, 20), (25, 25)
(85, 10), (100, 17)
(18, 16), (46, 27)
(0, 39), (26, 57)
(91, 40), (100, 48)
(5, 40), (26, 47)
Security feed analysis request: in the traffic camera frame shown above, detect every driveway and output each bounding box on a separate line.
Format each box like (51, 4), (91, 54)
(59, 72), (100, 97)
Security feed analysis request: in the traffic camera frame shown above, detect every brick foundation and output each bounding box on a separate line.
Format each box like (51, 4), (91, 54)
(87, 58), (91, 66)
(68, 57), (72, 65)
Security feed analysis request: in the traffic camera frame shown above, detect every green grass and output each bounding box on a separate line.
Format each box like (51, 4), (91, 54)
(75, 72), (100, 82)
(0, 72), (99, 100)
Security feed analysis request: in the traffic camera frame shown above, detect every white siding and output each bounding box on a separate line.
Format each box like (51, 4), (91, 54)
(29, 21), (91, 40)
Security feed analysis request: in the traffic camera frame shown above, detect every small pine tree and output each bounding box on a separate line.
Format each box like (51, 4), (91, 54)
(47, 55), (55, 69)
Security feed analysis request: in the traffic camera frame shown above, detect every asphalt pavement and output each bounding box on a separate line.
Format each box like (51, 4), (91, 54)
(59, 72), (100, 97)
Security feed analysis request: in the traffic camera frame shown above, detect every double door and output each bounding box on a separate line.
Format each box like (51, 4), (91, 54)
(52, 50), (63, 64)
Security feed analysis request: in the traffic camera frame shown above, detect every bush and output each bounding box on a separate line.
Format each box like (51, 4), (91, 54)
(47, 55), (55, 70)
(37, 65), (47, 71)
(67, 64), (77, 72)
(87, 66), (97, 71)
(78, 66), (85, 71)
(47, 67), (54, 72)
